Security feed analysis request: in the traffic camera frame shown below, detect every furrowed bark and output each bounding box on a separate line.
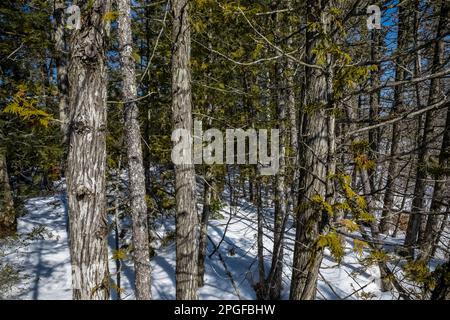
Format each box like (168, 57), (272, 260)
(117, 0), (152, 300)
(404, 0), (448, 253)
(67, 0), (110, 300)
(54, 0), (69, 142)
(198, 169), (213, 287)
(269, 57), (287, 300)
(380, 2), (409, 235)
(290, 0), (335, 300)
(171, 0), (199, 300)
(419, 105), (450, 262)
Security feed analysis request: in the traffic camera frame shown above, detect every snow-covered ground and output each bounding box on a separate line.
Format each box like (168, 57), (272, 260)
(1, 191), (398, 300)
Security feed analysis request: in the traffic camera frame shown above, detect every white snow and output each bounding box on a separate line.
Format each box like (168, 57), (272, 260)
(1, 190), (399, 300)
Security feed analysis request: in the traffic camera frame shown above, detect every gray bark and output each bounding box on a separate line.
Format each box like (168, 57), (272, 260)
(380, 3), (409, 235)
(405, 0), (447, 252)
(117, 0), (152, 300)
(67, 0), (110, 300)
(171, 0), (199, 300)
(290, 0), (335, 300)
(256, 178), (265, 287)
(198, 170), (213, 287)
(419, 106), (450, 262)
(268, 58), (287, 300)
(368, 25), (381, 207)
(53, 0), (69, 141)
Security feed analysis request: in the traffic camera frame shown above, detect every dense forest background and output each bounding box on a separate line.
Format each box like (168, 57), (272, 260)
(0, 0), (449, 300)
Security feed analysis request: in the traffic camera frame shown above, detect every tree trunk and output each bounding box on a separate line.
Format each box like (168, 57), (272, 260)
(404, 0), (447, 253)
(53, 0), (69, 141)
(117, 0), (152, 300)
(198, 170), (213, 287)
(255, 175), (267, 299)
(368, 24), (381, 206)
(67, 0), (110, 300)
(171, 0), (199, 300)
(380, 3), (409, 235)
(0, 150), (15, 238)
(268, 58), (287, 300)
(283, 0), (299, 217)
(113, 160), (123, 300)
(290, 0), (334, 300)
(419, 106), (450, 262)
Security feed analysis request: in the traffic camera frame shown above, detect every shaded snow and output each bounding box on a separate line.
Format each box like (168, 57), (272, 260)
(2, 191), (399, 300)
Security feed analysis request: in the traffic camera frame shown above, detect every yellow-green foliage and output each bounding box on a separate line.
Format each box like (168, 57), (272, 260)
(425, 156), (450, 176)
(110, 283), (125, 296)
(404, 260), (435, 289)
(351, 140), (370, 155)
(311, 194), (334, 217)
(145, 195), (157, 212)
(317, 231), (344, 263)
(341, 219), (359, 232)
(353, 239), (368, 257)
(365, 249), (389, 265)
(112, 248), (128, 261)
(161, 197), (175, 210)
(103, 11), (119, 22)
(303, 102), (327, 114)
(354, 154), (376, 171)
(334, 174), (375, 223)
(334, 65), (373, 98)
(3, 84), (53, 127)
(351, 140), (376, 171)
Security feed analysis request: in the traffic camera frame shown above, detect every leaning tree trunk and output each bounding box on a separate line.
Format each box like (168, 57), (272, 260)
(290, 0), (334, 300)
(0, 150), (15, 238)
(117, 0), (152, 300)
(171, 0), (199, 300)
(67, 0), (110, 300)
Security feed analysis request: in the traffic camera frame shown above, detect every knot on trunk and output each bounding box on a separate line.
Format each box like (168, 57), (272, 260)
(84, 44), (98, 59)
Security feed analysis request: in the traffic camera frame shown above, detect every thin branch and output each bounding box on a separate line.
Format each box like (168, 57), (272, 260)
(343, 98), (450, 138)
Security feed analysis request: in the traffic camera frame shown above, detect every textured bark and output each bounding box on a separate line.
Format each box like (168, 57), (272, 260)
(117, 0), (152, 300)
(368, 25), (381, 209)
(405, 0), (447, 252)
(198, 170), (213, 287)
(419, 106), (450, 262)
(171, 0), (199, 300)
(268, 59), (287, 300)
(290, 0), (334, 300)
(287, 44), (298, 213)
(54, 0), (69, 141)
(256, 178), (265, 287)
(112, 164), (122, 300)
(0, 150), (15, 238)
(380, 3), (408, 235)
(67, 0), (110, 300)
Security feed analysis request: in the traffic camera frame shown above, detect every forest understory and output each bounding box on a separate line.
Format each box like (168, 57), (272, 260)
(0, 0), (449, 300)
